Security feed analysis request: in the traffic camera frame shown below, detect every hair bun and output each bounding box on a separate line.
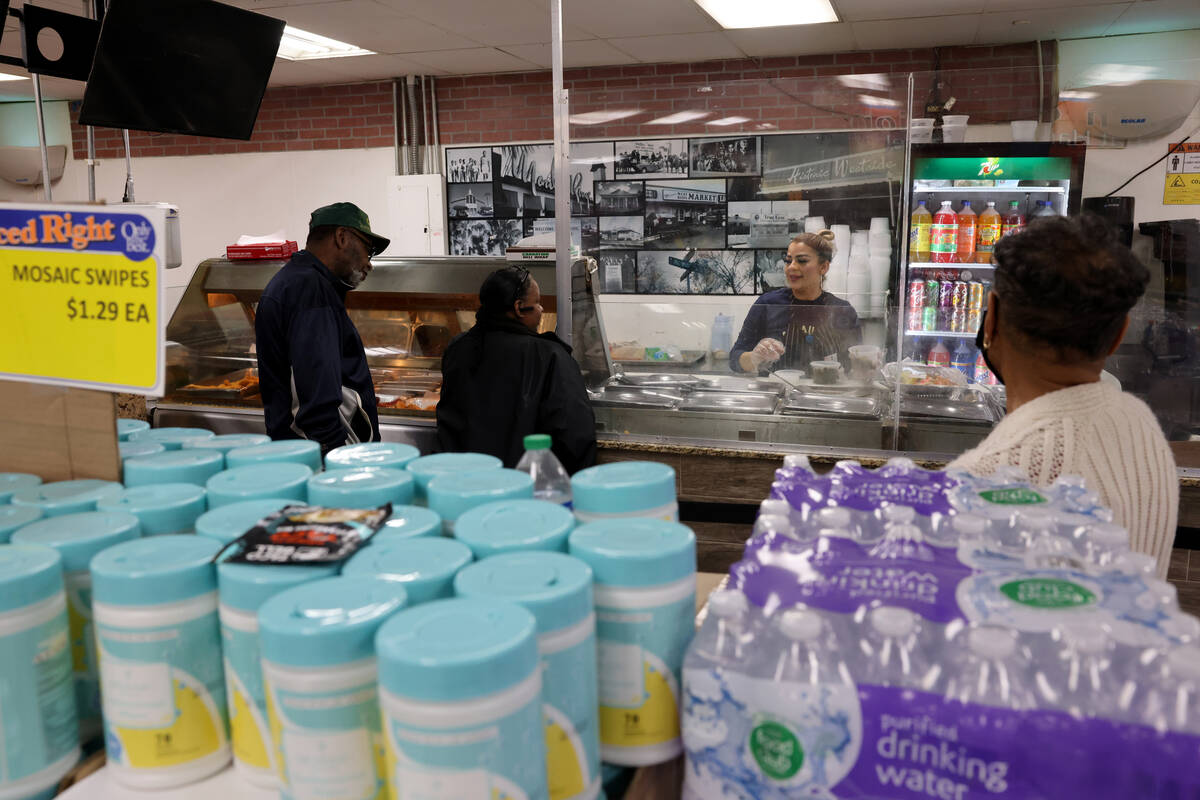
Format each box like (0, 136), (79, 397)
(816, 228), (836, 242)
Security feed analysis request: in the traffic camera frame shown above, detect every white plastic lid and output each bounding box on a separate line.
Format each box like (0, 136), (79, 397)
(752, 514), (792, 537)
(1059, 621), (1107, 655)
(782, 454), (811, 470)
(886, 524), (924, 542)
(759, 499), (791, 518)
(708, 589), (747, 619)
(779, 609), (822, 642)
(1088, 523), (1129, 549)
(1114, 551), (1156, 575)
(814, 507), (851, 529)
(885, 457), (916, 472)
(871, 606), (916, 637)
(968, 626), (1017, 660)
(1016, 506), (1055, 530)
(881, 505), (916, 524)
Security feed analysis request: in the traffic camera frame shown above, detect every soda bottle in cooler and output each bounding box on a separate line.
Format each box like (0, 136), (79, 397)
(930, 200), (957, 263)
(951, 340), (973, 377)
(1034, 199), (1057, 218)
(956, 200), (977, 263)
(1001, 200), (1025, 238)
(909, 200), (932, 261)
(973, 351), (992, 384)
(927, 339), (950, 367)
(976, 201), (1001, 263)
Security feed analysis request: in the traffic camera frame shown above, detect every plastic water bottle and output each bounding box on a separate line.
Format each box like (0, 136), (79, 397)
(1075, 522), (1129, 568)
(1140, 645), (1200, 733)
(515, 433), (572, 507)
(690, 589), (752, 668)
(1037, 620), (1119, 718)
(949, 625), (1036, 709)
(773, 608), (851, 687)
(859, 606), (932, 688)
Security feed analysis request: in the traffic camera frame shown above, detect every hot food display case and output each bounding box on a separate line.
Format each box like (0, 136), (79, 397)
(156, 255), (1001, 460)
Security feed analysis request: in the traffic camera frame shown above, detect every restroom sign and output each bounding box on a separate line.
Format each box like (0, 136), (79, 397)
(1164, 142), (1200, 205)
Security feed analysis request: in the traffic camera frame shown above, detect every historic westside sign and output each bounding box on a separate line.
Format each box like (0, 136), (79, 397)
(0, 203), (165, 394)
(762, 147), (902, 192)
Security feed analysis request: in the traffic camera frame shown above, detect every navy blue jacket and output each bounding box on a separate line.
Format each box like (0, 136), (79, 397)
(730, 289), (862, 374)
(255, 250), (379, 453)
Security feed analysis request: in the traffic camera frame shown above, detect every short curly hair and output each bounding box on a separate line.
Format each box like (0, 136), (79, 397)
(992, 214), (1149, 360)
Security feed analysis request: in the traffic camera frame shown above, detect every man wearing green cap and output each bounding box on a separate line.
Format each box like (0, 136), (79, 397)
(255, 202), (391, 455)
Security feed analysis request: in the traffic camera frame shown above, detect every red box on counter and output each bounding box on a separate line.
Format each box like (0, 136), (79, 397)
(226, 240), (299, 260)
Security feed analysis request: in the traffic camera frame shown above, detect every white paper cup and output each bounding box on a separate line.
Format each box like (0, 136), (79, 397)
(1011, 120), (1037, 140)
(942, 124), (967, 143)
(804, 216), (826, 234)
(943, 115), (969, 126)
(910, 118), (935, 128)
(869, 217), (889, 235)
(910, 128), (933, 143)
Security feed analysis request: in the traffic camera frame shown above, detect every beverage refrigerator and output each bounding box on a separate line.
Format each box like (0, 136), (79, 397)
(901, 143), (1087, 382)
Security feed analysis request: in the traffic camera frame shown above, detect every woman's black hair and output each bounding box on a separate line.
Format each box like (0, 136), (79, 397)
(992, 213), (1149, 360)
(477, 266), (531, 321)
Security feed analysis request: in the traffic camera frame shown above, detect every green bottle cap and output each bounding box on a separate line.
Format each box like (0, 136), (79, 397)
(523, 434), (551, 450)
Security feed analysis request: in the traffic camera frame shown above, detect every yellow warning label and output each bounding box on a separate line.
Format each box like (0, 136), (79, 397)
(1164, 142), (1200, 205)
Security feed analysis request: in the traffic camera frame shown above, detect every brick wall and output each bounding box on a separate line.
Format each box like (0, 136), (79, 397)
(70, 42), (1055, 159)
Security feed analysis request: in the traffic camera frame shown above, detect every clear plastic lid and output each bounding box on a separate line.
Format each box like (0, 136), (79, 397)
(871, 606), (916, 638)
(779, 608), (822, 642)
(709, 589), (748, 620)
(968, 625), (1017, 660)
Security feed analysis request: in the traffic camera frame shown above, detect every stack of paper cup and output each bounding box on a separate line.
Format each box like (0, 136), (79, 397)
(869, 255), (891, 316)
(827, 224), (851, 295)
(804, 216), (826, 234)
(850, 230), (870, 259)
(848, 271), (871, 312)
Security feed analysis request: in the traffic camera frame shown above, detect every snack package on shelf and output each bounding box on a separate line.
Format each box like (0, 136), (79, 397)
(682, 460), (1200, 800)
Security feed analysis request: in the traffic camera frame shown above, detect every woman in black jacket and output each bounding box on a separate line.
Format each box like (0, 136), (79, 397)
(436, 266), (597, 473)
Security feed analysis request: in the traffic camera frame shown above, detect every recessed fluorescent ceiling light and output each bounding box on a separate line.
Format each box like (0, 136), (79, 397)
(0, 73), (27, 81)
(708, 116), (750, 126)
(694, 0), (837, 29)
(570, 109), (640, 125)
(277, 26), (374, 60)
(648, 110), (709, 125)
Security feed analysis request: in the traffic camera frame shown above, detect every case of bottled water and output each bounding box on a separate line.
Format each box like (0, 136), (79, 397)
(683, 461), (1199, 799)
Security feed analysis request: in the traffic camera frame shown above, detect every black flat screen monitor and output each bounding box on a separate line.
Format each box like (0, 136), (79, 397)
(78, 0), (284, 140)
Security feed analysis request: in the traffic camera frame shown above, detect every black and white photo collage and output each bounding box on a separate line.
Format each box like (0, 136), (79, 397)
(445, 134), (811, 295)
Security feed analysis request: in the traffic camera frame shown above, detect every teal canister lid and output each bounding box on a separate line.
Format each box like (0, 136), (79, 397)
(569, 519), (696, 587)
(427, 469), (533, 525)
(0, 544), (64, 612)
(376, 597), (538, 703)
(226, 441), (322, 472)
(570, 461), (677, 514)
(119, 441), (165, 462)
(90, 535), (222, 606)
(123, 449), (224, 488)
(218, 561), (340, 614)
(181, 434), (271, 458)
(406, 453), (502, 500)
(326, 442), (420, 471)
(11, 480), (124, 518)
(96, 484), (207, 536)
(0, 473), (42, 504)
(205, 464), (312, 508)
(195, 498), (300, 544)
(373, 506), (442, 542)
(453, 499), (573, 559)
(127, 427), (216, 451)
(453, 552), (593, 635)
(0, 505), (44, 543)
(341, 537), (472, 604)
(12, 511), (141, 573)
(307, 468), (414, 510)
(117, 419), (150, 441)
(258, 576), (408, 668)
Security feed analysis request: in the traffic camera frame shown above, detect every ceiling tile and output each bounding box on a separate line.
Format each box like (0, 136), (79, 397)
(375, 0), (589, 45)
(726, 22), (858, 57)
(606, 32), (744, 63)
(832, 0), (983, 22)
(976, 4), (1129, 43)
(1104, 0), (1200, 36)
(402, 46), (544, 74)
(979, 0), (1128, 9)
(548, 0), (720, 39)
(221, 0), (341, 9)
(267, 58), (352, 86)
(501, 39), (640, 69)
(318, 53), (440, 80)
(271, 1), (480, 54)
(851, 14), (980, 50)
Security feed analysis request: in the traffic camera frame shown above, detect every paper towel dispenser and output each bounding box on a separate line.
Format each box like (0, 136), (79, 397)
(0, 145), (67, 186)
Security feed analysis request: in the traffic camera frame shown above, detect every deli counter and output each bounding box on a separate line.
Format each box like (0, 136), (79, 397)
(154, 255), (998, 461)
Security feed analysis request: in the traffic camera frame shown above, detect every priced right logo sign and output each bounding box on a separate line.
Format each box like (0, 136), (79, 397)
(1000, 578), (1097, 609)
(750, 720), (804, 781)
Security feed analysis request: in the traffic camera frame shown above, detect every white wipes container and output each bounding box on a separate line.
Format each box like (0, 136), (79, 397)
(376, 597), (548, 800)
(0, 545), (80, 800)
(569, 519), (697, 766)
(90, 535), (230, 789)
(455, 552), (602, 800)
(11, 512), (141, 743)
(258, 576), (408, 800)
(217, 561), (339, 787)
(571, 461), (678, 523)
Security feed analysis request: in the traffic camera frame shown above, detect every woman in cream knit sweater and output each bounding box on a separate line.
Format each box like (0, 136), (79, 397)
(950, 215), (1177, 577)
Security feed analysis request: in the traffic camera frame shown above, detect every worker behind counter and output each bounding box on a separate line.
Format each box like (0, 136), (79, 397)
(730, 230), (862, 375)
(255, 202), (390, 456)
(437, 266), (597, 473)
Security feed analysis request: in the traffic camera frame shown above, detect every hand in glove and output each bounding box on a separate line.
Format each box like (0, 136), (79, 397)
(746, 337), (786, 371)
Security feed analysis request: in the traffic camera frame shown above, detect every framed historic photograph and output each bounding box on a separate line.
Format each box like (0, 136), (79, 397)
(642, 180), (726, 250)
(689, 136), (761, 177)
(614, 139), (688, 179)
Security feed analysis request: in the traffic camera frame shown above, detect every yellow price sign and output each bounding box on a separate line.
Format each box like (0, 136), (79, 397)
(0, 204), (164, 394)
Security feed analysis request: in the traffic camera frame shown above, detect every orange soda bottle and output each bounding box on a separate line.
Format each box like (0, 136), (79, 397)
(976, 201), (1001, 263)
(955, 200), (977, 263)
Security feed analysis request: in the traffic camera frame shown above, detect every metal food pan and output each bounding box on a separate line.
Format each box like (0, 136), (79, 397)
(614, 373), (702, 390)
(693, 376), (784, 396)
(590, 386), (683, 409)
(782, 392), (882, 418)
(679, 391), (778, 414)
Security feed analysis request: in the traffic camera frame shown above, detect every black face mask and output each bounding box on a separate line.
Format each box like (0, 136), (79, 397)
(974, 307), (1005, 386)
